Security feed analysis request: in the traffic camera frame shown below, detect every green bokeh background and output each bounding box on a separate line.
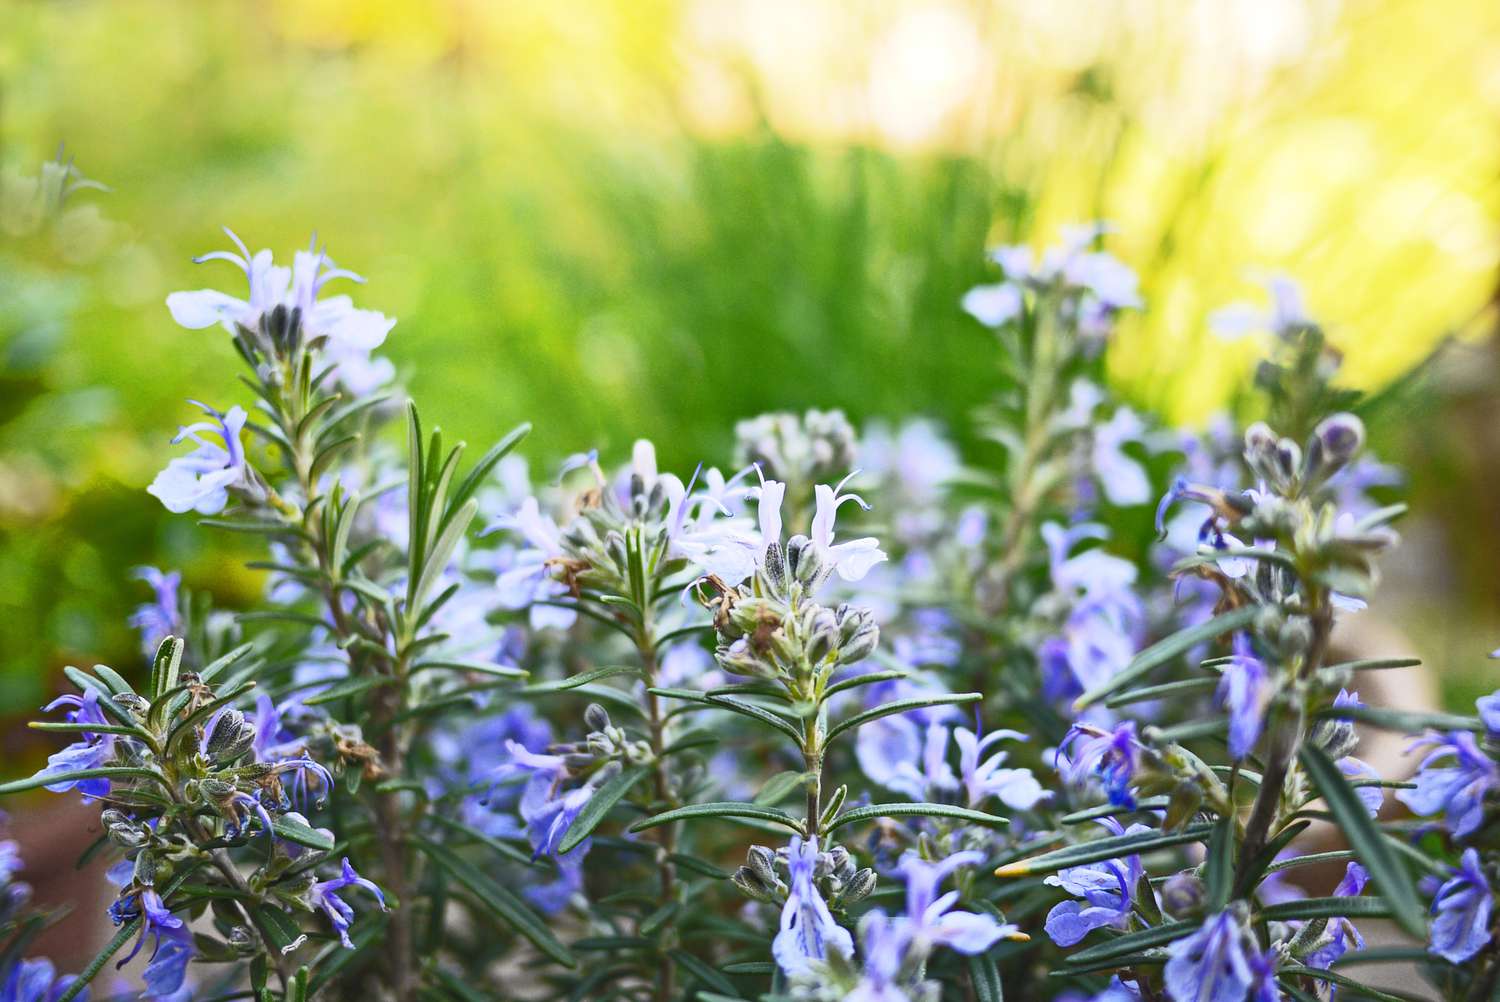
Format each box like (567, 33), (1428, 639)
(4, 0), (1500, 745)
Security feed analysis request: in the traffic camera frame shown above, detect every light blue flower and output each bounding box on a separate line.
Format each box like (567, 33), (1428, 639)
(953, 726), (1049, 811)
(1, 958), (85, 1002)
(1208, 274), (1309, 341)
(128, 567), (182, 658)
(312, 858), (388, 949)
(489, 497), (577, 631)
(1163, 910), (1256, 1002)
(1220, 633), (1271, 760)
(1303, 862), (1369, 970)
(1396, 730), (1499, 838)
(166, 229), (396, 390)
(895, 850), (1017, 955)
(961, 283), (1024, 328)
(1429, 847), (1492, 964)
(1044, 819), (1147, 947)
(146, 402), (250, 515)
(772, 835), (854, 978)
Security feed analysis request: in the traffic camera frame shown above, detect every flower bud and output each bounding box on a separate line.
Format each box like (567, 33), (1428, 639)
(584, 704), (612, 733)
(731, 866), (775, 902)
(1160, 871), (1204, 918)
(842, 867), (877, 904)
(205, 709), (257, 764)
(747, 845), (778, 887)
(1303, 412), (1365, 487)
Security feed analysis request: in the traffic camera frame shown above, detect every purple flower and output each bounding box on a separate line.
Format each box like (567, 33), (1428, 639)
(773, 836), (854, 978)
(1058, 722), (1141, 809)
(1220, 634), (1271, 760)
(1, 959), (85, 1002)
(146, 402), (250, 515)
(1044, 819), (1147, 947)
(140, 924), (193, 999)
(1478, 690), (1500, 738)
(36, 690), (116, 798)
(953, 726), (1049, 811)
(856, 717), (951, 802)
(1208, 274), (1308, 341)
(312, 858), (388, 949)
(895, 850), (1018, 955)
(1303, 862), (1369, 969)
(484, 740), (595, 911)
(128, 567), (182, 658)
(1163, 910), (1256, 1002)
(110, 874), (191, 999)
(1429, 848), (1492, 964)
(1396, 731), (1500, 838)
(846, 911), (909, 1002)
(1092, 409), (1151, 507)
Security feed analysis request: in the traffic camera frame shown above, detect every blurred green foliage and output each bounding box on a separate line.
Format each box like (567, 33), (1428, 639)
(2, 0), (1498, 729)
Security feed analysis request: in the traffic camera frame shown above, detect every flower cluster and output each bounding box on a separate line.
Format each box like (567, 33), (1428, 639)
(7, 219), (1492, 1002)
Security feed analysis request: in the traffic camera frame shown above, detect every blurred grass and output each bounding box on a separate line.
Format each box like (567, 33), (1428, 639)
(1, 0), (1499, 723)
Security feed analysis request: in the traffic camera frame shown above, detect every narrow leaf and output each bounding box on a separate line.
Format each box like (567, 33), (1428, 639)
(996, 823), (1214, 876)
(628, 802), (803, 835)
(826, 693), (982, 743)
(1075, 606), (1258, 710)
(558, 766), (649, 854)
(828, 803), (1008, 833)
(1298, 744), (1426, 937)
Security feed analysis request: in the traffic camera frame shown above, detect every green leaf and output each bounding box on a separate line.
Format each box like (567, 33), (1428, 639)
(1278, 965), (1413, 1002)
(1312, 704), (1480, 734)
(1322, 657), (1422, 673)
(92, 664), (136, 697)
(668, 853), (730, 880)
(200, 642), (257, 684)
(825, 693), (982, 743)
(967, 952), (1004, 1002)
(303, 675), (395, 706)
(1074, 606), (1258, 710)
(668, 949), (739, 996)
(1104, 677), (1218, 709)
(558, 766), (649, 854)
(721, 962), (774, 975)
(446, 422), (531, 518)
(272, 816), (335, 852)
(1204, 816), (1235, 911)
(0, 766), (168, 796)
(996, 822), (1214, 876)
(628, 801), (803, 835)
(1059, 797), (1171, 825)
(820, 670), (907, 702)
(1298, 744), (1427, 937)
(827, 803), (1008, 833)
(523, 666), (639, 692)
(414, 838), (576, 967)
(1259, 896), (1393, 922)
(1063, 920), (1194, 966)
(753, 770), (810, 807)
(409, 659), (528, 680)
(253, 904), (308, 955)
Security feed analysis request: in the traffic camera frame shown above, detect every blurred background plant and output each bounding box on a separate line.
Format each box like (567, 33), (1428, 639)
(3, 0), (1500, 787)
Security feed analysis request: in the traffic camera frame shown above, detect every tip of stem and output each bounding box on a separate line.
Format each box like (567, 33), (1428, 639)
(993, 862), (1029, 877)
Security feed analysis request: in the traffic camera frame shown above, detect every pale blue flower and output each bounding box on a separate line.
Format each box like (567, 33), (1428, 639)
(1, 958), (85, 1002)
(1092, 408), (1151, 506)
(1396, 730), (1500, 838)
(1163, 910), (1256, 1002)
(772, 835), (854, 978)
(1209, 274), (1308, 341)
(895, 850), (1017, 955)
(1429, 848), (1492, 964)
(1220, 633), (1271, 760)
(1044, 819), (1147, 947)
(953, 726), (1049, 811)
(146, 402), (250, 515)
(489, 497), (577, 631)
(1304, 862), (1369, 970)
(962, 283), (1023, 328)
(166, 229), (396, 390)
(128, 566), (182, 658)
